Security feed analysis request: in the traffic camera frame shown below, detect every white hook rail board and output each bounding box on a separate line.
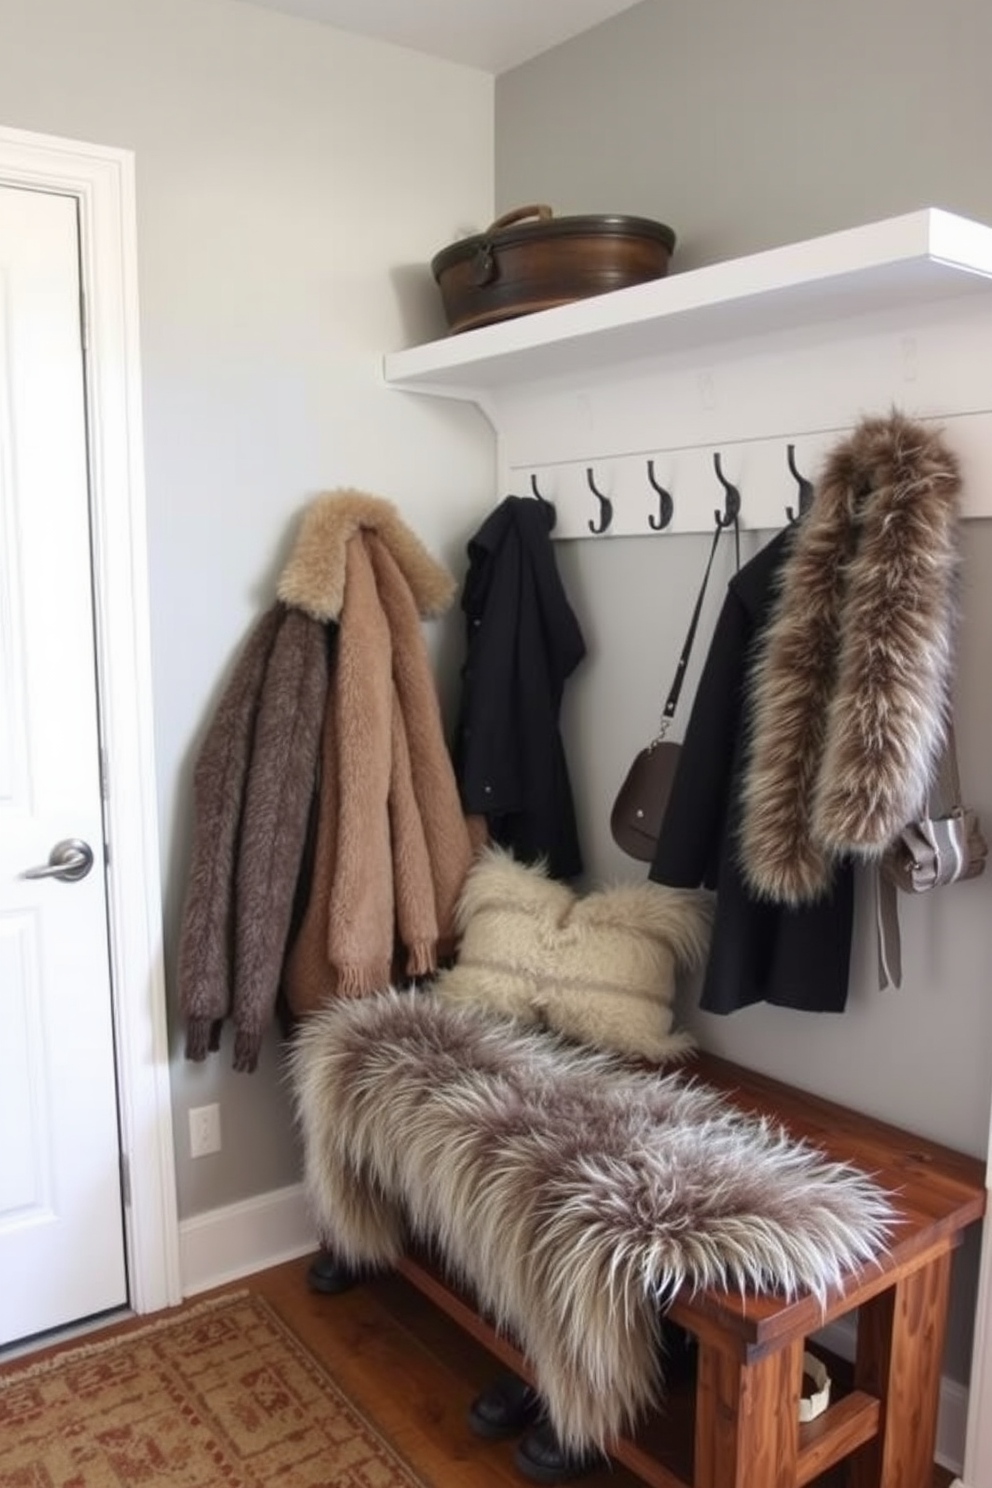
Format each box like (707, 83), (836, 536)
(383, 208), (992, 537)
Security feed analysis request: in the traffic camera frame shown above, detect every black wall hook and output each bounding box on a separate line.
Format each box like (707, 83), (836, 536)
(713, 452), (742, 528)
(586, 467), (614, 535)
(785, 444), (814, 524)
(530, 473), (557, 530)
(646, 460), (674, 531)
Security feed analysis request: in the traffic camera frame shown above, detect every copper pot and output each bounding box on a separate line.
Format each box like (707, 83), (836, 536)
(431, 205), (676, 335)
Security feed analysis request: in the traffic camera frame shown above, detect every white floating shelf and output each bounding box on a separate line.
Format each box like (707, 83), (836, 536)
(383, 208), (992, 536)
(383, 209), (992, 397)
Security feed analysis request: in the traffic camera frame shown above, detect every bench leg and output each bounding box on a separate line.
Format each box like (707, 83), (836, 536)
(849, 1250), (952, 1488)
(694, 1335), (802, 1488)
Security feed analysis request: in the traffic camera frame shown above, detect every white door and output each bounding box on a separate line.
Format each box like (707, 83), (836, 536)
(0, 185), (126, 1344)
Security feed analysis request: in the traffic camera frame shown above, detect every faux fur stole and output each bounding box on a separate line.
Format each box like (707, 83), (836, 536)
(277, 488), (455, 622)
(740, 412), (962, 905)
(291, 991), (894, 1452)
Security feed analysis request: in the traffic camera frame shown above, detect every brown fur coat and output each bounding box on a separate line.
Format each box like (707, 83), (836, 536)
(739, 413), (962, 904)
(179, 605), (328, 1069)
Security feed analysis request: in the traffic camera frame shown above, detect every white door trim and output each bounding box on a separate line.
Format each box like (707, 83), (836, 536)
(963, 1117), (992, 1484)
(0, 124), (181, 1316)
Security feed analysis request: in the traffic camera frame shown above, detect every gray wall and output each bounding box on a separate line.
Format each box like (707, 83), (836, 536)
(0, 0), (495, 1224)
(496, 0), (992, 1388)
(496, 0), (992, 268)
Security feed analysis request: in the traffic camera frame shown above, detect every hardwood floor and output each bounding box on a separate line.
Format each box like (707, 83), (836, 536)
(2, 1253), (954, 1486)
(236, 1255), (954, 1488)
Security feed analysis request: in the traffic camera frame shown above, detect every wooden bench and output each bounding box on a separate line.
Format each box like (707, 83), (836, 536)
(392, 1052), (986, 1488)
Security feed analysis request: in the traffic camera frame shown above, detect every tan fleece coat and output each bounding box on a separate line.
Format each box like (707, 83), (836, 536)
(281, 494), (474, 1011)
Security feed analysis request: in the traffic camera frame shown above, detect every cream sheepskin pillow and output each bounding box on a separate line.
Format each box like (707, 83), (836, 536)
(432, 847), (711, 1061)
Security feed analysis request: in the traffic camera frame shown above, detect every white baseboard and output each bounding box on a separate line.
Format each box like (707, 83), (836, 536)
(179, 1182), (318, 1296)
(813, 1316), (968, 1476)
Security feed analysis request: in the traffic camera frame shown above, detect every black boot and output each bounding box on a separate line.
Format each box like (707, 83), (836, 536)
(513, 1422), (598, 1485)
(467, 1371), (542, 1440)
(306, 1248), (362, 1295)
(659, 1317), (697, 1387)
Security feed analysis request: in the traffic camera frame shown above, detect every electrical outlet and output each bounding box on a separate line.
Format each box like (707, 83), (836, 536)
(189, 1103), (222, 1158)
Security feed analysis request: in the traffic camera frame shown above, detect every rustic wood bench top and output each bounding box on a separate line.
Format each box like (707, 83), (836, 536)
(666, 1052), (986, 1355)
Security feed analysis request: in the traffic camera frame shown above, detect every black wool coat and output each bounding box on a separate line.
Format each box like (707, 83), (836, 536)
(649, 529), (855, 1014)
(453, 495), (587, 881)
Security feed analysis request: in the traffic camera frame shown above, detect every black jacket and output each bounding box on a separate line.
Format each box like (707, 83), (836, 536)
(453, 496), (586, 880)
(649, 529), (854, 1013)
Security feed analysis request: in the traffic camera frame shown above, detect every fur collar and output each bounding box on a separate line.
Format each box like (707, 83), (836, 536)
(740, 412), (962, 904)
(277, 489), (455, 622)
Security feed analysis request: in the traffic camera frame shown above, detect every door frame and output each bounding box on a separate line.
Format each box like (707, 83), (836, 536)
(963, 1105), (992, 1485)
(0, 124), (181, 1316)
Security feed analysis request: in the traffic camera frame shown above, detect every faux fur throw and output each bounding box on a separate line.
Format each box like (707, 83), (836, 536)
(740, 412), (962, 904)
(291, 991), (894, 1451)
(432, 846), (709, 1060)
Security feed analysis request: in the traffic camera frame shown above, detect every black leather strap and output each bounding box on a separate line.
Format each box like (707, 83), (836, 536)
(659, 516), (737, 730)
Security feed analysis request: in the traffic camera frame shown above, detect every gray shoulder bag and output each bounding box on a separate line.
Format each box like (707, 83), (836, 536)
(876, 720), (987, 988)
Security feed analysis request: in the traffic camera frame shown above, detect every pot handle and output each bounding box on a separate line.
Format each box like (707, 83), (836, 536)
(485, 204), (554, 234)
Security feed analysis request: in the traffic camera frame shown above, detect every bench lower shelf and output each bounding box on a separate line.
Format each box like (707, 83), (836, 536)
(396, 1252), (884, 1488)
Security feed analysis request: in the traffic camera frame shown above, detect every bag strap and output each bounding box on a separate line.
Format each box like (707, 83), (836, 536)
(876, 870), (903, 990)
(652, 513), (739, 741)
(876, 716), (962, 991)
(927, 718), (963, 817)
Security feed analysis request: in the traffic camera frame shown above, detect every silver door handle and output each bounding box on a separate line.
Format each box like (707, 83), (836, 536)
(22, 838), (95, 882)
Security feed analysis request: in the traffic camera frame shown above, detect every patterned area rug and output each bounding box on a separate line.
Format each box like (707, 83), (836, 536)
(0, 1291), (427, 1487)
